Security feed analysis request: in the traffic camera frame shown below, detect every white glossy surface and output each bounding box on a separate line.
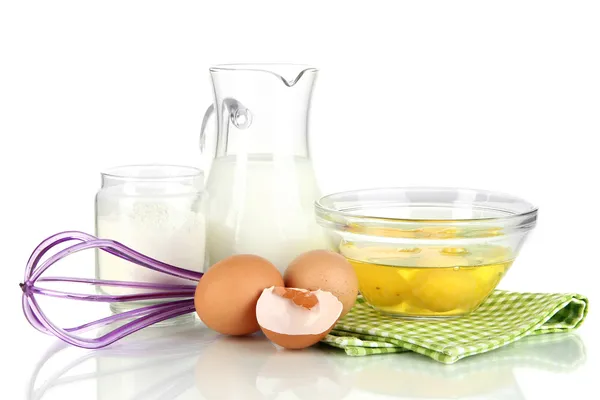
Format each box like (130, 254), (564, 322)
(3, 0), (599, 399)
(13, 314), (598, 400)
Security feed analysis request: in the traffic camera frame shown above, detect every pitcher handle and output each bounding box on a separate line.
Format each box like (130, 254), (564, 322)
(199, 104), (216, 177)
(200, 99), (252, 153)
(199, 99), (252, 175)
(199, 104), (214, 154)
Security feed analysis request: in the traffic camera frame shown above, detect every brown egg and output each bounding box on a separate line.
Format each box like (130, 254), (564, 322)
(195, 254), (284, 336)
(284, 250), (359, 317)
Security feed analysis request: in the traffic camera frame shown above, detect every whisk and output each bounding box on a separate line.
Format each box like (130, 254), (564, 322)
(20, 230), (203, 349)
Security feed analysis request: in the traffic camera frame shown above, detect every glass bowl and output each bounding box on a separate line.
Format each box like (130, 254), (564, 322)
(315, 187), (538, 318)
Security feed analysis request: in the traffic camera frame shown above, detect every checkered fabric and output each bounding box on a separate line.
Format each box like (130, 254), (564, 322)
(321, 290), (588, 364)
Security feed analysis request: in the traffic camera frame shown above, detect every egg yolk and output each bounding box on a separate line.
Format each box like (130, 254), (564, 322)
(411, 250), (510, 312)
(355, 264), (415, 307)
(340, 241), (513, 316)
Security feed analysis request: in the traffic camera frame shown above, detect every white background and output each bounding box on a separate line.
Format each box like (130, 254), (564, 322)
(1, 1), (599, 399)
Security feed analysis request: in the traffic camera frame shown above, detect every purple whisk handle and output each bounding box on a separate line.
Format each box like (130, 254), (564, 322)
(21, 231), (204, 349)
(28, 286), (196, 302)
(37, 277), (198, 291)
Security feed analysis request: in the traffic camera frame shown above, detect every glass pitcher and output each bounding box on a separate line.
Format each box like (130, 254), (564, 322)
(200, 64), (330, 273)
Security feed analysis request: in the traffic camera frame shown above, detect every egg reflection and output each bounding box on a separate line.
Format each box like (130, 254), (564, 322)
(257, 348), (352, 400)
(194, 335), (351, 400)
(194, 334), (277, 400)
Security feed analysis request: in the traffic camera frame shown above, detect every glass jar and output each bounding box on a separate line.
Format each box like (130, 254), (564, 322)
(95, 165), (206, 313)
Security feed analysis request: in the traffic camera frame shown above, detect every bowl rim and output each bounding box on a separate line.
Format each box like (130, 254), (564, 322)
(315, 186), (539, 224)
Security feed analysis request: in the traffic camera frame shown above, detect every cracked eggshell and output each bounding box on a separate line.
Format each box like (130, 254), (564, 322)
(256, 286), (343, 349)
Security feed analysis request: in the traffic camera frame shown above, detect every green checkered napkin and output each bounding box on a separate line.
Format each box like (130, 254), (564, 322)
(321, 290), (588, 364)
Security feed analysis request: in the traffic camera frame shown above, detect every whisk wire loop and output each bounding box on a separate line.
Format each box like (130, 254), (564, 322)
(21, 231), (203, 349)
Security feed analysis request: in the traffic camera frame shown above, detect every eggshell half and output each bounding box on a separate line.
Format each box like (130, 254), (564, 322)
(256, 286), (343, 349)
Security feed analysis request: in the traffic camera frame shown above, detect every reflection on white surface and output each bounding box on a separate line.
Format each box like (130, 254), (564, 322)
(325, 333), (586, 400)
(27, 320), (218, 400)
(28, 324), (586, 400)
(195, 336), (353, 400)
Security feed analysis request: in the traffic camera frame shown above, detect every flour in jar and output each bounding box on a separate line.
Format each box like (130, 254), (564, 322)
(95, 184), (206, 296)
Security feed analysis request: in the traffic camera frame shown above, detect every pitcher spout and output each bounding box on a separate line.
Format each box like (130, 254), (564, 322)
(210, 63), (317, 87)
